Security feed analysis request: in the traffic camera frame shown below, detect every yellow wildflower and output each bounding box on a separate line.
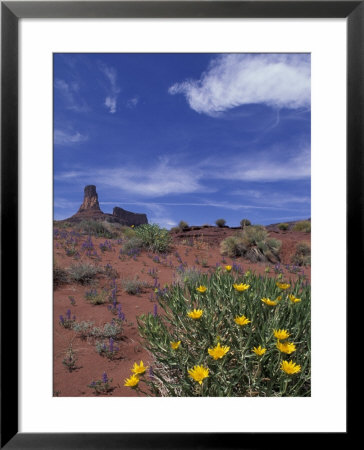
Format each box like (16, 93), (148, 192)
(188, 365), (209, 385)
(276, 282), (290, 290)
(170, 341), (181, 350)
(273, 329), (290, 340)
(131, 360), (148, 375)
(196, 285), (207, 293)
(225, 265), (232, 272)
(261, 297), (278, 306)
(280, 360), (301, 375)
(208, 342), (230, 360)
(276, 296), (282, 301)
(131, 225), (134, 228)
(252, 346), (267, 356)
(124, 374), (139, 387)
(289, 294), (301, 303)
(234, 315), (251, 326)
(187, 309), (203, 319)
(233, 283), (250, 292)
(276, 341), (296, 354)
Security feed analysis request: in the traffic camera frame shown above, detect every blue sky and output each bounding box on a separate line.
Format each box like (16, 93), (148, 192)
(54, 53), (310, 228)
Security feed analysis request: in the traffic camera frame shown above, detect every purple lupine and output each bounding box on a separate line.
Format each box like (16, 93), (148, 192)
(153, 304), (158, 317)
(102, 372), (108, 384)
(109, 338), (114, 353)
(59, 315), (64, 324)
(66, 309), (71, 320)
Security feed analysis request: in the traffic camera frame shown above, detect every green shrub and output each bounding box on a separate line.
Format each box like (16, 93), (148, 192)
(240, 218), (251, 228)
(178, 220), (189, 231)
(220, 226), (281, 263)
(215, 218), (226, 227)
(74, 220), (115, 238)
(175, 266), (203, 288)
(241, 225), (268, 246)
(220, 236), (247, 258)
(68, 263), (102, 284)
(134, 223), (171, 253)
(122, 277), (150, 295)
(293, 221), (311, 233)
(72, 321), (94, 340)
(121, 237), (144, 254)
(291, 242), (311, 266)
(85, 288), (109, 305)
(54, 220), (72, 229)
(120, 226), (137, 239)
(278, 223), (289, 231)
(138, 268), (311, 397)
(53, 265), (69, 287)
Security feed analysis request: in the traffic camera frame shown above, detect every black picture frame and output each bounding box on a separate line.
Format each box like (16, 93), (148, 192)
(1, 1), (357, 448)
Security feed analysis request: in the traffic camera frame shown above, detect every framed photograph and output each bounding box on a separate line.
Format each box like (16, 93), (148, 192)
(1, 1), (356, 448)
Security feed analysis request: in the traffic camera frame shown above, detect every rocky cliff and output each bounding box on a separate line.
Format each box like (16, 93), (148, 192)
(64, 185), (148, 226)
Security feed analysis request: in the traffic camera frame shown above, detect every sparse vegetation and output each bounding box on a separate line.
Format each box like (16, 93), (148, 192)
(74, 220), (116, 238)
(54, 264), (69, 287)
(240, 218), (251, 228)
(134, 223), (172, 253)
(122, 277), (151, 295)
(178, 220), (189, 231)
(215, 218), (226, 228)
(121, 237), (144, 254)
(278, 223), (289, 231)
(68, 263), (102, 284)
(291, 242), (311, 266)
(62, 344), (78, 372)
(220, 225), (281, 263)
(85, 288), (109, 305)
(220, 236), (247, 258)
(293, 220), (311, 233)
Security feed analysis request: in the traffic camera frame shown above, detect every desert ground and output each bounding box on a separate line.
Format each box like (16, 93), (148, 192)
(53, 222), (310, 397)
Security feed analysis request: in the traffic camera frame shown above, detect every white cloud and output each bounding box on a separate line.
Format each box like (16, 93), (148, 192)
(201, 146), (310, 182)
(169, 54), (310, 116)
(54, 79), (89, 112)
(54, 129), (88, 146)
(126, 96), (139, 108)
(104, 96), (117, 114)
(99, 63), (121, 114)
(54, 159), (210, 197)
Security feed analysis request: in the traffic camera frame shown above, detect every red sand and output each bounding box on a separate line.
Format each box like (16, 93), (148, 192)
(53, 226), (310, 397)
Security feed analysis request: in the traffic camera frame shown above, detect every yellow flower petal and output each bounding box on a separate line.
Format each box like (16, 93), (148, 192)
(188, 365), (209, 384)
(234, 315), (251, 326)
(187, 309), (203, 319)
(280, 360), (301, 375)
(208, 342), (230, 360)
(170, 341), (181, 350)
(131, 360), (148, 375)
(124, 374), (139, 387)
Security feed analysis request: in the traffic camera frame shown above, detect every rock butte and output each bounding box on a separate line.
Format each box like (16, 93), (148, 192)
(64, 185), (148, 227)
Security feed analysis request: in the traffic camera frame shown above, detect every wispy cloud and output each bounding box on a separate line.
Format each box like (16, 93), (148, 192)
(200, 146), (310, 182)
(126, 96), (139, 108)
(54, 158), (210, 197)
(169, 54), (310, 116)
(54, 129), (88, 146)
(99, 63), (121, 114)
(54, 79), (89, 112)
